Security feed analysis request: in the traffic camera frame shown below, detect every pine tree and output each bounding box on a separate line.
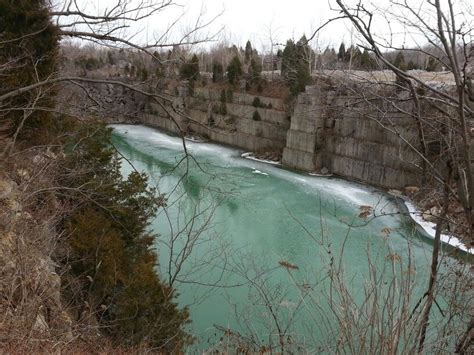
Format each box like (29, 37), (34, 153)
(360, 49), (377, 70)
(227, 56), (243, 84)
(190, 54), (200, 78)
(245, 40), (253, 64)
(62, 122), (192, 351)
(425, 56), (439, 72)
(393, 52), (407, 71)
(249, 57), (262, 83)
(407, 60), (417, 70)
(281, 39), (297, 79)
(212, 61), (224, 82)
(281, 38), (311, 96)
(0, 0), (59, 140)
(179, 54), (200, 81)
(338, 42), (346, 61)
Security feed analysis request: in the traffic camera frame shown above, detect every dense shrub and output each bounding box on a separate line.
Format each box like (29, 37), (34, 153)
(252, 97), (261, 107)
(227, 56), (243, 84)
(179, 54), (200, 81)
(281, 37), (311, 96)
(252, 110), (261, 121)
(60, 122), (191, 350)
(0, 0), (59, 140)
(212, 61), (224, 82)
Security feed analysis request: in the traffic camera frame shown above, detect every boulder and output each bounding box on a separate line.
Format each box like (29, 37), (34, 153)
(405, 186), (420, 195)
(0, 179), (13, 200)
(423, 206), (440, 223)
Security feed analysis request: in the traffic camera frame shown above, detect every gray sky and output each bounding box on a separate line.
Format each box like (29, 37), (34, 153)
(76, 0), (359, 51)
(74, 0), (470, 51)
(182, 0), (344, 48)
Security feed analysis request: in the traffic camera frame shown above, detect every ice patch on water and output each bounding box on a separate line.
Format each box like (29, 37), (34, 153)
(111, 125), (388, 208)
(404, 201), (473, 254)
(111, 124), (236, 159)
(252, 169), (269, 176)
(241, 152), (281, 165)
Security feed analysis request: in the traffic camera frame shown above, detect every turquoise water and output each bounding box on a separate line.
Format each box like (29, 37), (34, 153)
(111, 124), (457, 351)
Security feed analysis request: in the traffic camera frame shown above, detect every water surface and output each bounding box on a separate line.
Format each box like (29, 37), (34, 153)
(111, 124), (449, 350)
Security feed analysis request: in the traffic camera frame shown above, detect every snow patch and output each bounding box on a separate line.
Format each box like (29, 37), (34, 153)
(111, 125), (400, 208)
(252, 169), (269, 176)
(404, 201), (473, 254)
(241, 152), (281, 165)
(308, 172), (333, 177)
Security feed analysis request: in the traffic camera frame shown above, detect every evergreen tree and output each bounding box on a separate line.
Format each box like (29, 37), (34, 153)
(425, 56), (439, 72)
(179, 54), (200, 81)
(393, 51), (407, 71)
(281, 39), (297, 79)
(338, 42), (346, 61)
(107, 50), (115, 65)
(0, 2), (193, 350)
(212, 61), (224, 82)
(190, 54), (200, 78)
(281, 38), (311, 96)
(249, 57), (262, 83)
(360, 49), (377, 70)
(295, 36), (312, 92)
(226, 56), (243, 84)
(0, 0), (59, 140)
(245, 40), (253, 63)
(407, 60), (417, 70)
(61, 122), (191, 350)
(140, 67), (149, 81)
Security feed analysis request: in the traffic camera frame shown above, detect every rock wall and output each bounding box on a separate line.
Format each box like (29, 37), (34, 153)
(140, 83), (426, 189)
(282, 84), (423, 188)
(146, 86), (290, 152)
(102, 79), (471, 191)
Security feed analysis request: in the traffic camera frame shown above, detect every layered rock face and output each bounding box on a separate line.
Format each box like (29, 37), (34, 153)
(283, 84), (423, 188)
(145, 86), (290, 152)
(101, 78), (471, 191)
(143, 83), (425, 189)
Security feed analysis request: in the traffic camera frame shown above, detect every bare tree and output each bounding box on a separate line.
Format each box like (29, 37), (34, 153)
(333, 1), (473, 352)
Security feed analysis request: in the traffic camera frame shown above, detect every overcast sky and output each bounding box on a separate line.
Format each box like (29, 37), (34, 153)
(74, 0), (471, 52)
(182, 0), (345, 48)
(153, 0), (354, 50)
(71, 0), (363, 51)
